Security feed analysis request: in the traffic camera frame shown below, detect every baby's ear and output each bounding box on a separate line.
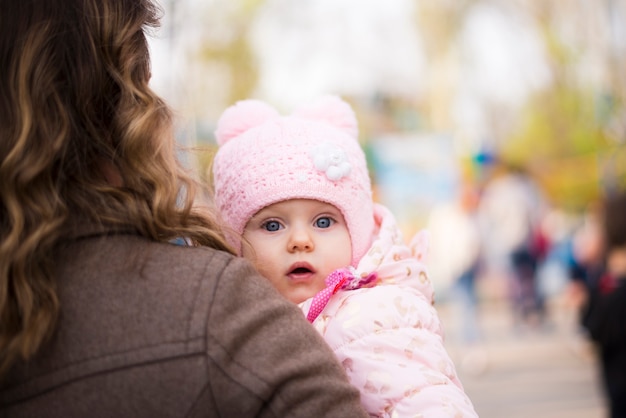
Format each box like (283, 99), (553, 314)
(292, 95), (358, 139)
(214, 99), (280, 145)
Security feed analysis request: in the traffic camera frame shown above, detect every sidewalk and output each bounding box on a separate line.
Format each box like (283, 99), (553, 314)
(438, 296), (607, 418)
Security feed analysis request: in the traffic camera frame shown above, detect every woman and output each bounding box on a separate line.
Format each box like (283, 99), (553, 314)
(0, 1), (368, 417)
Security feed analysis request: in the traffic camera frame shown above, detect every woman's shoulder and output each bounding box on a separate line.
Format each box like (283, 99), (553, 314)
(152, 238), (237, 266)
(149, 240), (273, 296)
(62, 231), (247, 294)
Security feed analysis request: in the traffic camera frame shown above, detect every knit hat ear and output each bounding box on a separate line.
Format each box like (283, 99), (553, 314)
(214, 99), (280, 146)
(293, 95), (359, 139)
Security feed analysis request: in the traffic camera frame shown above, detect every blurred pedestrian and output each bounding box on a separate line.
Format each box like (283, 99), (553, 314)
(477, 163), (549, 330)
(429, 182), (484, 342)
(581, 190), (626, 418)
(429, 180), (487, 375)
(566, 201), (605, 311)
(0, 1), (370, 416)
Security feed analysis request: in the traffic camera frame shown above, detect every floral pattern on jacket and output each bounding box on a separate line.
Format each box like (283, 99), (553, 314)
(300, 204), (478, 417)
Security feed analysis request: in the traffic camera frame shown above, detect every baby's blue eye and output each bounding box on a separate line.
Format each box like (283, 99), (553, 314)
(263, 221), (281, 232)
(315, 217), (333, 228)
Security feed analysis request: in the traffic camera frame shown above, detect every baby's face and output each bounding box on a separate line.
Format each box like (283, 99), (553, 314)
(242, 199), (352, 304)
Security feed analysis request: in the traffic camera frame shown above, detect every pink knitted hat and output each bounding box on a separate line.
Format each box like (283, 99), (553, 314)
(212, 95), (375, 265)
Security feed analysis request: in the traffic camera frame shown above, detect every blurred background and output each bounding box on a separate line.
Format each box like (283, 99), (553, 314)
(148, 0), (626, 416)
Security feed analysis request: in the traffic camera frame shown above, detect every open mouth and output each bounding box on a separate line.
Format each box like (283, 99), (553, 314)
(290, 267), (313, 275)
(287, 262), (316, 280)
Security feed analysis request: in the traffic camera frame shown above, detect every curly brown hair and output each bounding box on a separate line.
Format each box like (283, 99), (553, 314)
(0, 0), (232, 376)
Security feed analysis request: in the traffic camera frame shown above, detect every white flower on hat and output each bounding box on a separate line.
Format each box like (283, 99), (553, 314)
(311, 142), (351, 181)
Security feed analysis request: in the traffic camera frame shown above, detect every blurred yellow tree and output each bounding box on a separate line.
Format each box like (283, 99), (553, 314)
(194, 0), (266, 185)
(500, 4), (625, 211)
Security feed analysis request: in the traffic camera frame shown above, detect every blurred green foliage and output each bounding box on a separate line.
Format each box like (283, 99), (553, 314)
(500, 25), (625, 211)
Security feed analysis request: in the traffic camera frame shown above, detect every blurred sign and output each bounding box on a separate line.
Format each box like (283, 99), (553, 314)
(369, 133), (459, 237)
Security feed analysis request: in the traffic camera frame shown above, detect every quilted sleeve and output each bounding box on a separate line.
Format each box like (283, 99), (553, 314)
(314, 286), (478, 417)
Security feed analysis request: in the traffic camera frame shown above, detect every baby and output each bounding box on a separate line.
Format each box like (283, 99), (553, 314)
(211, 96), (478, 417)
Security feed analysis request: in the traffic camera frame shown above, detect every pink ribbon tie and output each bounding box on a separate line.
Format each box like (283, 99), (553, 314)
(306, 268), (377, 323)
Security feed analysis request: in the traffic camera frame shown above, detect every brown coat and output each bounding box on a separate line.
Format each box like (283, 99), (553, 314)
(0, 230), (368, 418)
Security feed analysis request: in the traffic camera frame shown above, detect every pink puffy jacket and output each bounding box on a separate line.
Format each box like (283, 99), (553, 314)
(301, 204), (478, 417)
